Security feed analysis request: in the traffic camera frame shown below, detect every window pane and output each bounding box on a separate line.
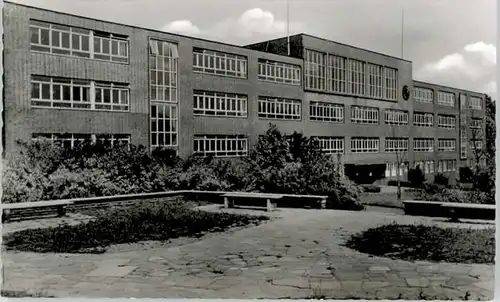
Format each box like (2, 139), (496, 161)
(30, 27), (39, 44)
(31, 83), (40, 98)
(81, 36), (89, 51)
(61, 32), (70, 48)
(40, 29), (50, 45)
(102, 39), (110, 54)
(51, 31), (60, 47)
(72, 34), (80, 50)
(41, 84), (51, 99)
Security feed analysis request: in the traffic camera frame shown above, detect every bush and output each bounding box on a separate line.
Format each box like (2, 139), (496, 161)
(244, 125), (363, 210)
(361, 185), (381, 193)
(345, 224), (494, 264)
(433, 173), (448, 186)
(408, 167), (425, 188)
(3, 201), (269, 253)
(459, 167), (474, 183)
(3, 124), (364, 211)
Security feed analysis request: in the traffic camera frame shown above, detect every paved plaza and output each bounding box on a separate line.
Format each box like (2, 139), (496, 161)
(2, 206), (495, 299)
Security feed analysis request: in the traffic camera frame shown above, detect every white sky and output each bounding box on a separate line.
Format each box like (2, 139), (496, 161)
(8, 0), (497, 99)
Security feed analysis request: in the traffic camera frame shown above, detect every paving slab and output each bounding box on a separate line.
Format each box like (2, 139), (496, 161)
(2, 206), (495, 299)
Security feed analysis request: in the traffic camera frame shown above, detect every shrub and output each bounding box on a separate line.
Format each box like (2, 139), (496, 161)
(244, 124), (363, 210)
(361, 185), (381, 193)
(433, 173), (449, 186)
(3, 200), (269, 253)
(345, 224), (494, 264)
(408, 167), (425, 188)
(459, 167), (474, 183)
(4, 124), (364, 211)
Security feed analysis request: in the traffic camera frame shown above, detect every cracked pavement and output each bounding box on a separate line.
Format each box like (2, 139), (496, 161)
(2, 206), (495, 299)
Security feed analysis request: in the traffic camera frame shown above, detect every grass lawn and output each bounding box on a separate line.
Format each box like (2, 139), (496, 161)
(3, 200), (269, 254)
(359, 190), (420, 209)
(345, 224), (495, 264)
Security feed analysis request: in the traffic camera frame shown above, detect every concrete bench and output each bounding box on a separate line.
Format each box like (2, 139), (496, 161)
(2, 200), (73, 222)
(222, 192), (283, 212)
(280, 194), (329, 209)
(440, 203), (495, 221)
(403, 200), (496, 220)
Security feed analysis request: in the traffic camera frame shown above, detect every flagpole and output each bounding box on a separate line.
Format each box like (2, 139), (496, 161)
(287, 0), (290, 56)
(400, 7), (404, 59)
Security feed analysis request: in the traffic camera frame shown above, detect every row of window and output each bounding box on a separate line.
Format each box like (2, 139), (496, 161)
(32, 133), (131, 149)
(414, 86), (483, 110)
(385, 162), (409, 178)
(304, 50), (398, 100)
(31, 75), (129, 111)
(31, 132), (475, 161)
(414, 161), (435, 174)
(437, 160), (457, 173)
(30, 20), (128, 63)
(29, 77), (483, 131)
(258, 59), (301, 85)
(437, 139), (456, 152)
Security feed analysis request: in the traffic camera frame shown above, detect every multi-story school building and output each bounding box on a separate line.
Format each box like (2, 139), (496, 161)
(2, 1), (487, 183)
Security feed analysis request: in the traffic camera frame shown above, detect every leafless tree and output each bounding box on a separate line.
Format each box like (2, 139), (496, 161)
(390, 125), (408, 202)
(469, 126), (488, 174)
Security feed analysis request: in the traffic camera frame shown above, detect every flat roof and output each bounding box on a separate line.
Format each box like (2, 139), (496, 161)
(5, 1), (486, 96)
(2, 0), (300, 61)
(245, 33), (413, 64)
(413, 80), (487, 96)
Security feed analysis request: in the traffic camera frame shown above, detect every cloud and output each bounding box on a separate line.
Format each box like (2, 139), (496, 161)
(415, 41), (497, 98)
(162, 20), (200, 35)
(161, 8), (304, 43)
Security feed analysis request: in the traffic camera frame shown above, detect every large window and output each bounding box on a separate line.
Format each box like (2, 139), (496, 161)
(258, 96), (301, 120)
(351, 106), (379, 124)
(385, 137), (408, 153)
(437, 160), (457, 172)
(469, 96), (482, 110)
(414, 160), (434, 174)
(150, 40), (179, 102)
(385, 162), (408, 178)
(413, 138), (434, 152)
(94, 82), (130, 111)
(327, 54), (347, 93)
(193, 135), (248, 157)
(31, 75), (129, 111)
(348, 59), (366, 96)
(438, 91), (456, 107)
(150, 40), (179, 149)
(384, 67), (398, 100)
(258, 59), (301, 85)
(305, 50), (398, 100)
(305, 50), (327, 90)
(151, 103), (178, 148)
(193, 90), (247, 117)
(32, 133), (130, 149)
(351, 137), (379, 153)
(30, 20), (128, 63)
(413, 112), (434, 127)
(367, 63), (383, 98)
(309, 102), (344, 123)
(314, 137), (344, 154)
(413, 87), (433, 103)
(438, 115), (456, 129)
(437, 139), (456, 152)
(385, 109), (408, 125)
(470, 139), (484, 150)
(193, 48), (247, 78)
(93, 31), (129, 63)
(470, 118), (482, 129)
